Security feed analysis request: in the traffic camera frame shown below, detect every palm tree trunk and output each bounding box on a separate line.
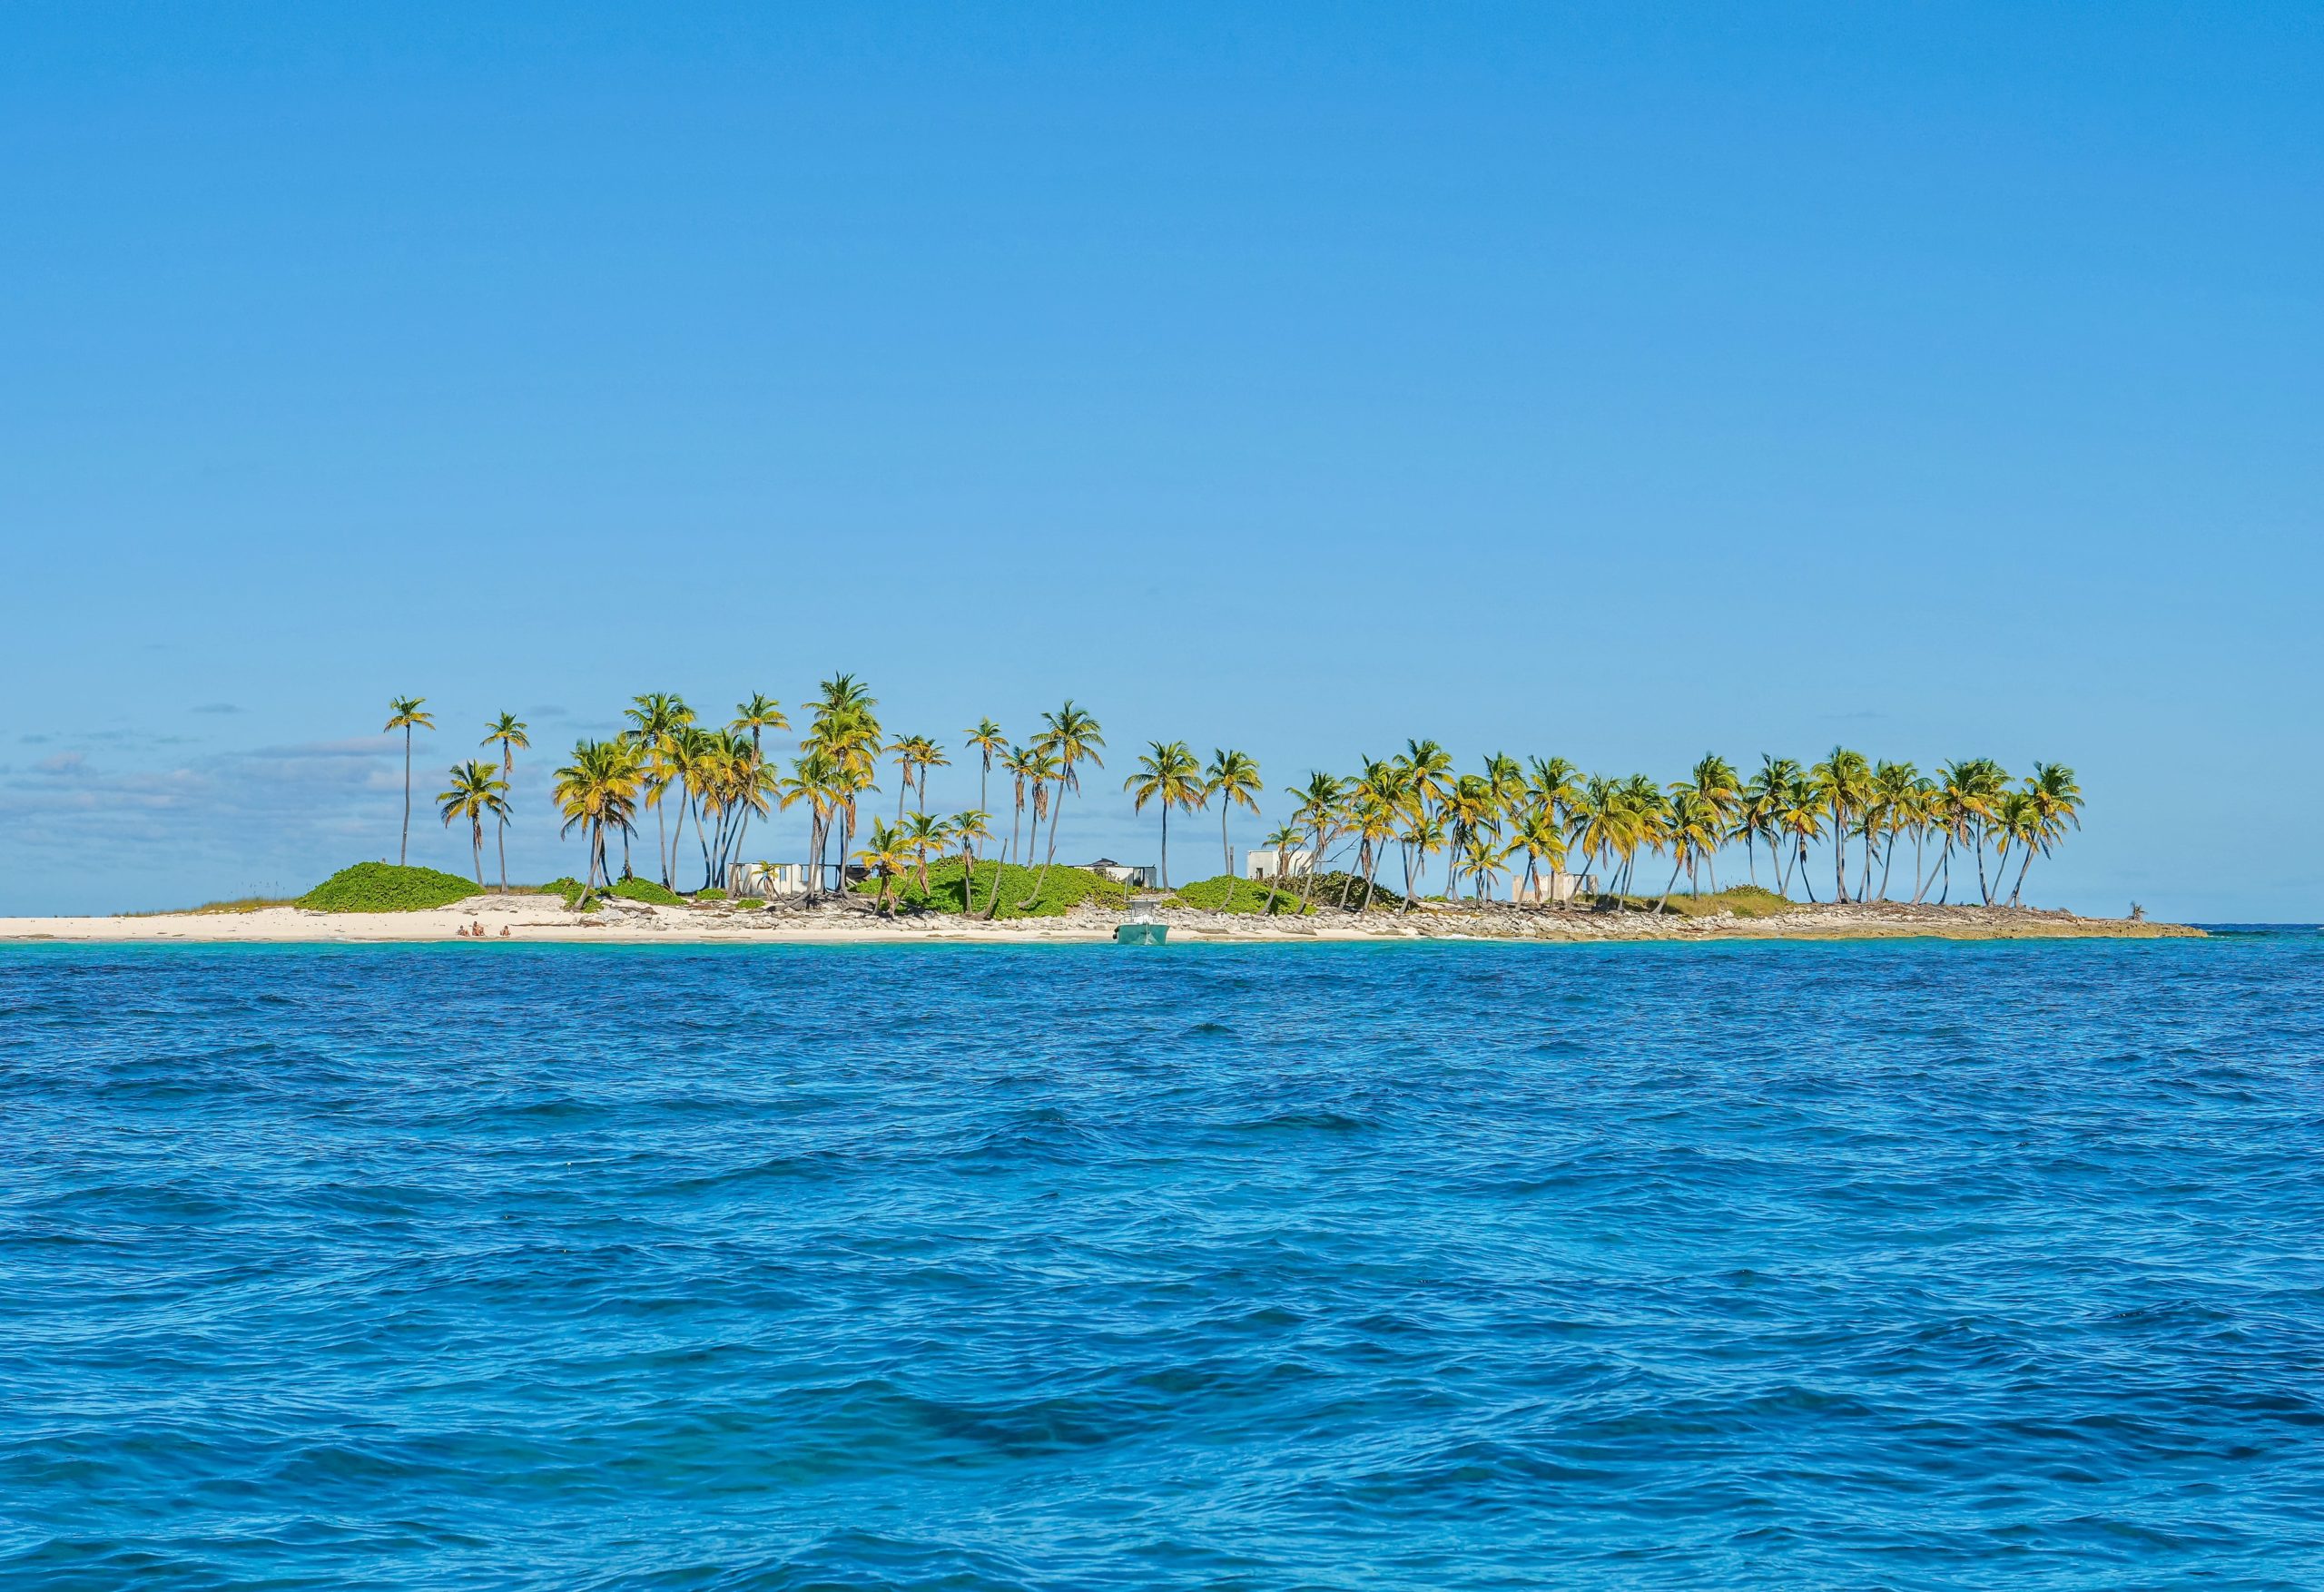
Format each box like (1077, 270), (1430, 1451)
(1159, 804), (1170, 892)
(400, 727), (412, 865)
(1877, 835), (1896, 900)
(471, 821), (484, 886)
(656, 803), (670, 887)
(1221, 807), (1232, 882)
(1658, 856), (1682, 913)
(1833, 805), (1848, 903)
(497, 820), (507, 892)
(1976, 823), (1995, 905)
(2012, 845), (2034, 907)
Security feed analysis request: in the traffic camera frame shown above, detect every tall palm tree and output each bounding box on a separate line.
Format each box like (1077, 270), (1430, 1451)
(1022, 701), (1103, 908)
(1866, 760), (1920, 901)
(383, 696), (434, 865)
(1511, 805), (1568, 905)
(625, 693), (694, 885)
(552, 739), (641, 893)
(1657, 782), (1720, 910)
(734, 694), (788, 760)
(1398, 810), (1444, 912)
(2008, 762), (2082, 905)
(1776, 772), (1825, 903)
(1443, 773), (1500, 900)
(1291, 771), (1345, 910)
(1204, 748), (1263, 880)
(481, 712), (528, 891)
(1124, 740), (1203, 889)
(1688, 753), (1740, 892)
(965, 718), (1006, 814)
(1740, 756), (1796, 890)
(438, 761), (509, 886)
(803, 674), (882, 893)
(1811, 747), (1872, 903)
(1352, 758), (1405, 911)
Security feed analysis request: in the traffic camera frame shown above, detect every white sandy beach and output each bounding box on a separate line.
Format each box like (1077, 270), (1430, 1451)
(0, 897), (2202, 946)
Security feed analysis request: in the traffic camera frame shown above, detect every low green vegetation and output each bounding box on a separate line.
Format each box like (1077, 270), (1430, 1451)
(1166, 875), (1311, 914)
(608, 877), (683, 906)
(856, 858), (1128, 919)
(297, 863), (483, 913)
(1660, 885), (1795, 919)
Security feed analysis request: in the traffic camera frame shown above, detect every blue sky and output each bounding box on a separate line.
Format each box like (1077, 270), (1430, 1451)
(3, 3), (2318, 919)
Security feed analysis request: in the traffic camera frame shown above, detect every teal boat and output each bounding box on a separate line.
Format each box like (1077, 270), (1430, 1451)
(1114, 913), (1168, 946)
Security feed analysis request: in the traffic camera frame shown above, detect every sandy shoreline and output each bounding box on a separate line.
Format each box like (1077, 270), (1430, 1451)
(0, 897), (2205, 946)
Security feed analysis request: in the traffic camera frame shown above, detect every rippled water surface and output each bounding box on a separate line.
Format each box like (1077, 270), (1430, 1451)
(5, 938), (2323, 1588)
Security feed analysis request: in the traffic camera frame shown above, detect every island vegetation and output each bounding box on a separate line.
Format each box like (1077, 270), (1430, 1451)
(357, 675), (2089, 921)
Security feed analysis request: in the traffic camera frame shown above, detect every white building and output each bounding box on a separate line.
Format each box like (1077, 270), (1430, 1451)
(730, 861), (812, 898)
(1244, 849), (1315, 881)
(1084, 858), (1159, 889)
(1511, 870), (1592, 907)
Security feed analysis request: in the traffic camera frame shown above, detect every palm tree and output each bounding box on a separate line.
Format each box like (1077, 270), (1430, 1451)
(854, 818), (911, 916)
(625, 693), (694, 886)
(1511, 805), (1567, 905)
(734, 694), (788, 760)
(996, 742), (1059, 920)
(438, 761), (509, 886)
(1022, 701), (1103, 908)
(1657, 782), (1720, 911)
(951, 809), (993, 916)
(1443, 773), (1499, 900)
(901, 811), (953, 895)
(1776, 772), (1825, 903)
(1351, 758), (1404, 911)
(803, 674), (882, 893)
(1290, 771), (1345, 910)
(1204, 749), (1263, 880)
(2008, 762), (2082, 905)
(1464, 830), (1514, 903)
(1398, 810), (1444, 911)
(1260, 822), (1305, 914)
(1689, 753), (1740, 892)
(965, 718), (1006, 814)
(552, 739), (641, 893)
(1866, 760), (1920, 900)
(383, 696), (434, 865)
(1739, 757), (1796, 889)
(778, 749), (845, 901)
(481, 712), (528, 891)
(1124, 740), (1203, 889)
(1811, 747), (1872, 903)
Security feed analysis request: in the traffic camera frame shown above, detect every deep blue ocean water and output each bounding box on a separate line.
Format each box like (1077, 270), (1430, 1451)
(5, 935), (2322, 1590)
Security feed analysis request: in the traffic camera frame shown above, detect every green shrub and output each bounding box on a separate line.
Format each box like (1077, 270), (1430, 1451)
(854, 858), (1128, 919)
(297, 863), (482, 913)
(1167, 875), (1312, 914)
(609, 878), (683, 906)
(694, 888), (729, 902)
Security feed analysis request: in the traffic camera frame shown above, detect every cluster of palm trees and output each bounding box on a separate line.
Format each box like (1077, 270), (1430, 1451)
(382, 686), (2085, 911)
(1273, 745), (2084, 912)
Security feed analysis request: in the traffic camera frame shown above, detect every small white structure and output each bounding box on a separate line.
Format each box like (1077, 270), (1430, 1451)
(1084, 858), (1158, 889)
(1245, 849), (1315, 881)
(730, 861), (812, 899)
(1512, 870), (1592, 906)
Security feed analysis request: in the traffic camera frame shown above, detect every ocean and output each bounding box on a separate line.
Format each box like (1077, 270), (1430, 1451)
(5, 936), (2320, 1588)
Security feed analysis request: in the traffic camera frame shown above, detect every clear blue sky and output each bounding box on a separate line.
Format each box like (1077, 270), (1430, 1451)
(3, 4), (2318, 919)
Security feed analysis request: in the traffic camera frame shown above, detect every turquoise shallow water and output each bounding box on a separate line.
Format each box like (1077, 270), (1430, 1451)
(4, 937), (2321, 1588)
